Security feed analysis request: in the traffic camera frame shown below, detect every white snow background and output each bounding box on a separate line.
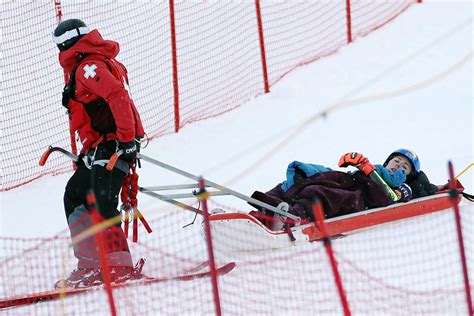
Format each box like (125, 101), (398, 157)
(1, 0), (473, 315)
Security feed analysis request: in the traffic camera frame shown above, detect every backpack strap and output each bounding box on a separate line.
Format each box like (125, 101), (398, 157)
(62, 53), (87, 109)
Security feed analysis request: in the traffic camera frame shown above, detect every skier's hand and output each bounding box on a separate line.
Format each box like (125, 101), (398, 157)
(338, 152), (366, 167)
(338, 152), (375, 175)
(119, 141), (139, 162)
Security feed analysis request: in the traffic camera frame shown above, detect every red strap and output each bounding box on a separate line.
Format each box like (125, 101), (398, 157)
(123, 211), (129, 238)
(129, 168), (139, 207)
(133, 215), (138, 243)
(120, 165), (152, 242)
(120, 174), (131, 205)
(121, 166), (139, 207)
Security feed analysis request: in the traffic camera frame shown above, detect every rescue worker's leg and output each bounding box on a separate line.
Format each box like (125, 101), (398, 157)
(90, 141), (133, 269)
(91, 162), (133, 268)
(64, 164), (100, 269)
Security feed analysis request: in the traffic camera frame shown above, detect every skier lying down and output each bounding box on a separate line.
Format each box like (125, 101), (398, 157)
(249, 149), (444, 228)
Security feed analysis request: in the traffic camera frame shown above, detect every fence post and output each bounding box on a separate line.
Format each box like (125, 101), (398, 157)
(54, 0), (78, 168)
(199, 177), (222, 316)
(255, 0), (270, 93)
(169, 0), (180, 132)
(312, 201), (351, 316)
(345, 0), (352, 44)
(87, 193), (117, 316)
(447, 162), (473, 316)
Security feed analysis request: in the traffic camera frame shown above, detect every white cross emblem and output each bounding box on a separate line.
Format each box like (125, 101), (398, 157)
(83, 64), (97, 79)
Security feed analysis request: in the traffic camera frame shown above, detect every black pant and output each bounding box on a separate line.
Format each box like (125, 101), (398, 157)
(63, 142), (133, 268)
(64, 142), (126, 221)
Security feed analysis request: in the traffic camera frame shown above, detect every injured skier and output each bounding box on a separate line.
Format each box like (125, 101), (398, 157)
(249, 149), (443, 229)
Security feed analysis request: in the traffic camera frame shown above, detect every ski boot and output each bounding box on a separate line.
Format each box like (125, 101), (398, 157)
(54, 267), (101, 289)
(54, 258), (146, 289)
(109, 258), (147, 284)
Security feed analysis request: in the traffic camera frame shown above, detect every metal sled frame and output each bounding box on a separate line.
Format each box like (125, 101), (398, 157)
(38, 147), (295, 220)
(138, 154), (300, 221)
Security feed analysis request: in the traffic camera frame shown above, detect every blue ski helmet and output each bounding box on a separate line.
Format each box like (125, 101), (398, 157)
(383, 149), (420, 178)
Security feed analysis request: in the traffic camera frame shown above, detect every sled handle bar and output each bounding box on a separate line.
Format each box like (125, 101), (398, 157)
(38, 147), (299, 221)
(137, 154), (300, 221)
(39, 146), (78, 166)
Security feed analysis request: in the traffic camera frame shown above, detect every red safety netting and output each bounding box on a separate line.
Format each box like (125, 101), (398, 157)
(2, 0), (417, 191)
(0, 197), (472, 315)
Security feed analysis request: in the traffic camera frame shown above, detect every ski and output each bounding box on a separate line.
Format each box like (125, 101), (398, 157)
(0, 262), (235, 310)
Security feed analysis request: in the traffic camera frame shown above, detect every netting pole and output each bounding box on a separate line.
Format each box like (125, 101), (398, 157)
(255, 0), (270, 93)
(87, 194), (117, 316)
(169, 0), (180, 132)
(345, 0), (352, 44)
(447, 162), (473, 316)
(312, 201), (351, 316)
(199, 177), (222, 316)
(54, 0), (78, 168)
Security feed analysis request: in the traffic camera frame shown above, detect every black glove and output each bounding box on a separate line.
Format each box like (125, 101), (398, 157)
(119, 141), (139, 162)
(395, 183), (412, 201)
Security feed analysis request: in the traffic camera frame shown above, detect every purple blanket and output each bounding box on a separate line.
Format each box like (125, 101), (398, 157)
(251, 171), (392, 222)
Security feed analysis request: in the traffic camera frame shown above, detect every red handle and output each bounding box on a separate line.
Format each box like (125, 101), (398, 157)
(106, 153), (120, 171)
(39, 150), (52, 166)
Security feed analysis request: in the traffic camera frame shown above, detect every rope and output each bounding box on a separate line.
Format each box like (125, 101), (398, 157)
(455, 163), (474, 180)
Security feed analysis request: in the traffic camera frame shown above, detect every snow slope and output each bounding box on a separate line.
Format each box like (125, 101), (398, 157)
(2, 0), (471, 237)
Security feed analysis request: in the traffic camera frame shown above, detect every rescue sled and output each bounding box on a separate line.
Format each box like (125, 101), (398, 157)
(128, 155), (468, 252)
(207, 182), (465, 252)
(39, 147), (470, 253)
(131, 155), (469, 254)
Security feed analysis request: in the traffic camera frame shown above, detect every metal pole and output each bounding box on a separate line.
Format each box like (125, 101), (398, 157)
(169, 0), (180, 132)
(138, 154), (299, 220)
(199, 178), (222, 316)
(312, 201), (351, 316)
(255, 0), (270, 93)
(448, 161), (473, 316)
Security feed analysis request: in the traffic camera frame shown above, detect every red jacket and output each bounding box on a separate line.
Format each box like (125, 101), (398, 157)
(59, 30), (144, 153)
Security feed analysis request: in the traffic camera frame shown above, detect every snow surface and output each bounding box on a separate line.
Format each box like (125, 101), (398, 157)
(2, 0), (471, 238)
(1, 0), (473, 315)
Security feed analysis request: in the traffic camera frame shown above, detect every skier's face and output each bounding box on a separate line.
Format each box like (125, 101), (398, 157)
(386, 155), (412, 175)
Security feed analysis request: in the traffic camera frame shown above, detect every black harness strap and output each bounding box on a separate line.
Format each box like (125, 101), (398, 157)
(462, 191), (474, 202)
